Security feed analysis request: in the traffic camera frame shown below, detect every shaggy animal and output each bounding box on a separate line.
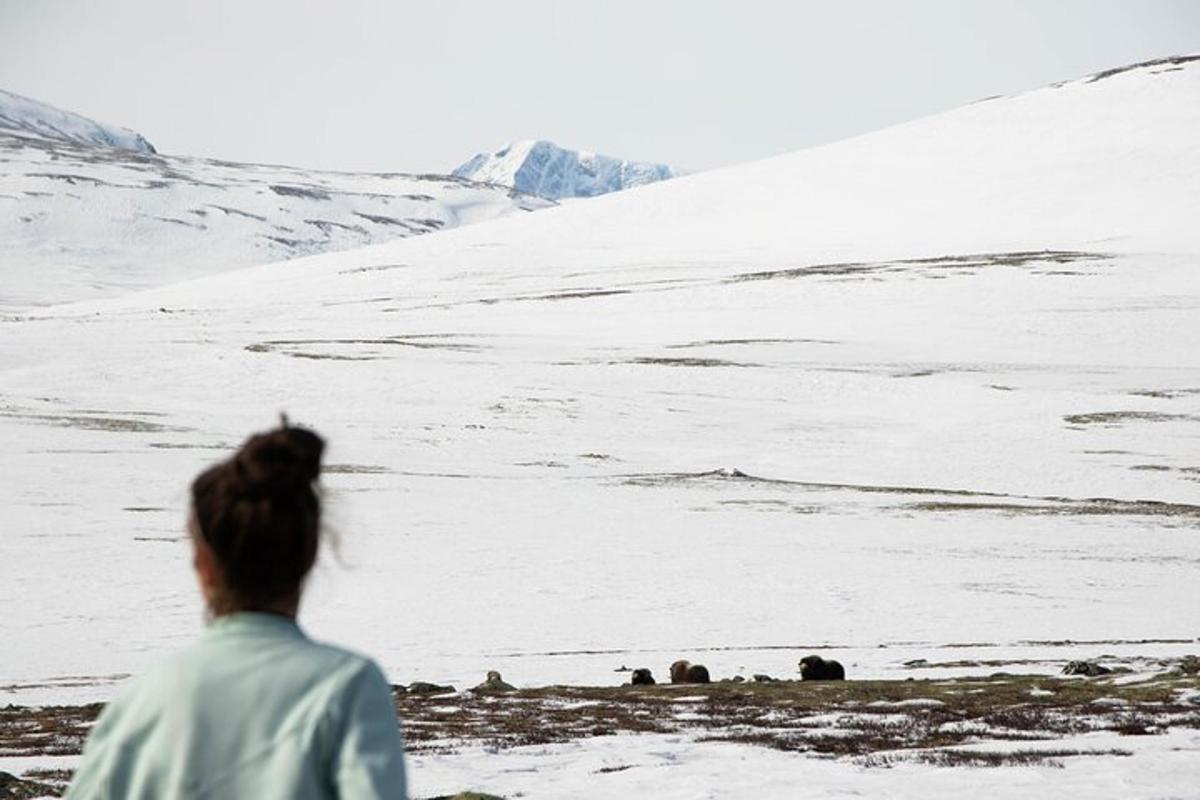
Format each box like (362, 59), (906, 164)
(407, 681), (456, 695)
(1062, 660), (1112, 677)
(630, 668), (655, 686)
(472, 670), (516, 692)
(798, 655), (845, 681)
(670, 660), (711, 684)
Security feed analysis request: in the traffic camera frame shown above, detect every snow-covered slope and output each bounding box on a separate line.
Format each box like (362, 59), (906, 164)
(0, 88), (156, 153)
(0, 120), (553, 305)
(3, 56), (1200, 797)
(453, 139), (680, 199)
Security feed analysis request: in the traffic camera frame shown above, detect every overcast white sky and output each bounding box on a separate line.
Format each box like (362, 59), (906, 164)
(2, 1), (1198, 173)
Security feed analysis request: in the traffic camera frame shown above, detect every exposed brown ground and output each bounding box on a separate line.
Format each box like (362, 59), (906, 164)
(3, 672), (1197, 797)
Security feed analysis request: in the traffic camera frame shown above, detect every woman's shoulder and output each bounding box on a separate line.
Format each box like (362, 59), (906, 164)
(302, 638), (396, 706)
(269, 629), (397, 713)
(80, 630), (395, 752)
(303, 639), (392, 692)
(118, 621), (386, 710)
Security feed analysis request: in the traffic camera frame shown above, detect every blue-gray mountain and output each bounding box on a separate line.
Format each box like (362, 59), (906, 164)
(453, 140), (681, 200)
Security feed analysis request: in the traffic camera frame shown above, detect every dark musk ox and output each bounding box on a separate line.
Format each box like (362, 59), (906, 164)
(630, 668), (656, 686)
(670, 660), (711, 684)
(472, 670), (516, 692)
(799, 655), (845, 681)
(1062, 660), (1112, 677)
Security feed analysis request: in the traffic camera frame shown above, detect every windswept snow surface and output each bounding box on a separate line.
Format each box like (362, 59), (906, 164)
(0, 115), (552, 305)
(453, 139), (680, 199)
(0, 88), (155, 153)
(3, 55), (1200, 796)
(405, 730), (1200, 800)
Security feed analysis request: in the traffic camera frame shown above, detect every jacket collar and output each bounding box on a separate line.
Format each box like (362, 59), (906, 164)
(207, 611), (305, 638)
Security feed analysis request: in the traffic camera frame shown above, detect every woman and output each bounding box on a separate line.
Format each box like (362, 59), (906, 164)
(67, 420), (408, 799)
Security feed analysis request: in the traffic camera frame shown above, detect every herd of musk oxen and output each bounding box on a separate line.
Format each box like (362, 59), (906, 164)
(627, 656), (846, 686)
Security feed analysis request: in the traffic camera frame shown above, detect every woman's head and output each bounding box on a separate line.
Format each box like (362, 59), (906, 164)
(189, 419), (324, 616)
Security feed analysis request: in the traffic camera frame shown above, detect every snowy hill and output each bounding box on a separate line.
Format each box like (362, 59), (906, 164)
(3, 54), (1200, 797)
(0, 88), (156, 153)
(0, 108), (553, 305)
(452, 139), (680, 199)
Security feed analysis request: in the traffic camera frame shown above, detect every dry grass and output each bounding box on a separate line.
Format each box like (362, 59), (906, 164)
(393, 673), (1200, 757)
(3, 673), (1196, 796)
(1063, 411), (1200, 425)
(0, 771), (65, 800)
(0, 703), (102, 757)
(863, 747), (1133, 768)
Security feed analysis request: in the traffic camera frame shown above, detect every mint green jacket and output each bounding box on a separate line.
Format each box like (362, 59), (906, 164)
(65, 613), (408, 799)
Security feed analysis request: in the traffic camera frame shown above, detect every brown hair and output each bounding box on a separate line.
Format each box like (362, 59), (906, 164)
(190, 418), (325, 613)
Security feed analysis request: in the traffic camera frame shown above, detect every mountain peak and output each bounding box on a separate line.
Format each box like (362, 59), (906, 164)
(452, 139), (680, 200)
(0, 88), (156, 153)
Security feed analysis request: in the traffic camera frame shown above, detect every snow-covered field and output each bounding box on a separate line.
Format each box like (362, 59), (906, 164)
(407, 728), (1200, 800)
(0, 108), (551, 306)
(2, 56), (1200, 797)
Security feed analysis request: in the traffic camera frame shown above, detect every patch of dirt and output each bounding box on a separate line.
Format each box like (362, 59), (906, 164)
(339, 263), (408, 275)
(245, 334), (483, 360)
(147, 442), (231, 450)
(903, 657), (1069, 670)
(304, 219), (369, 236)
(725, 250), (1109, 285)
(1086, 54), (1200, 83)
(268, 184), (330, 201)
(625, 357), (759, 368)
(667, 338), (839, 349)
(904, 498), (1200, 520)
(323, 464), (392, 475)
(0, 703), (102, 757)
(0, 770), (66, 799)
(863, 747), (1133, 768)
(1128, 388), (1200, 399)
(1064, 411), (1200, 426)
(0, 411), (186, 434)
(205, 204), (267, 222)
(621, 468), (1200, 521)
(621, 468), (987, 496)
(468, 288), (634, 307)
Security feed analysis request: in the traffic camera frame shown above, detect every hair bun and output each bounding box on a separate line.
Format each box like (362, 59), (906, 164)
(234, 423), (324, 497)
